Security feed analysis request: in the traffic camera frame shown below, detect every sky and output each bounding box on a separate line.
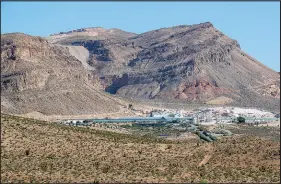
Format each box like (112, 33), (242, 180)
(1, 2), (280, 72)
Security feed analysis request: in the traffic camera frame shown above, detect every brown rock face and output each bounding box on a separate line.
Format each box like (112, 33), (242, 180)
(172, 79), (233, 101)
(46, 22), (279, 111)
(1, 33), (126, 115)
(1, 33), (85, 92)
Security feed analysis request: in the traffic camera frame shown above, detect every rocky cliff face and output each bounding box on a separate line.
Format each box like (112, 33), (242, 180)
(1, 33), (126, 115)
(47, 27), (140, 75)
(48, 22), (279, 110)
(1, 33), (88, 91)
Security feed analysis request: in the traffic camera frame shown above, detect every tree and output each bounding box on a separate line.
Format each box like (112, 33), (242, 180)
(237, 116), (246, 123)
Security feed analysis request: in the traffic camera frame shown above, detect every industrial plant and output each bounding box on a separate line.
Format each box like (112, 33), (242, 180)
(57, 106), (279, 142)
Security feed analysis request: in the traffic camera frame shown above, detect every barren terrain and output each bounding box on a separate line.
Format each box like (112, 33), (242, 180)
(1, 114), (280, 183)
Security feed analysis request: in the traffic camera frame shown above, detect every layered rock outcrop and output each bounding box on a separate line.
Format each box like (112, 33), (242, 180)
(47, 22), (279, 110)
(1, 33), (126, 115)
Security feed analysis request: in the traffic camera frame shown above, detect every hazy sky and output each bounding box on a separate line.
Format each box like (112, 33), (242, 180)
(1, 2), (280, 71)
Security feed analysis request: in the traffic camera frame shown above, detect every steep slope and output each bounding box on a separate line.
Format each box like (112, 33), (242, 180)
(46, 27), (139, 75)
(48, 22), (280, 111)
(1, 33), (127, 115)
(47, 27), (140, 75)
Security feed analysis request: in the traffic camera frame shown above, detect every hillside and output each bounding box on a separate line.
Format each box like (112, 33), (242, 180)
(48, 22), (280, 111)
(1, 22), (280, 116)
(1, 33), (128, 115)
(1, 114), (280, 183)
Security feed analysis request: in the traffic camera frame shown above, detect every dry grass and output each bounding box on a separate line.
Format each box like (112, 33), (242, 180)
(206, 96), (234, 105)
(1, 113), (280, 183)
(225, 124), (280, 142)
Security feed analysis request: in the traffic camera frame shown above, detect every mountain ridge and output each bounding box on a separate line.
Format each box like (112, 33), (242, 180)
(1, 22), (280, 115)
